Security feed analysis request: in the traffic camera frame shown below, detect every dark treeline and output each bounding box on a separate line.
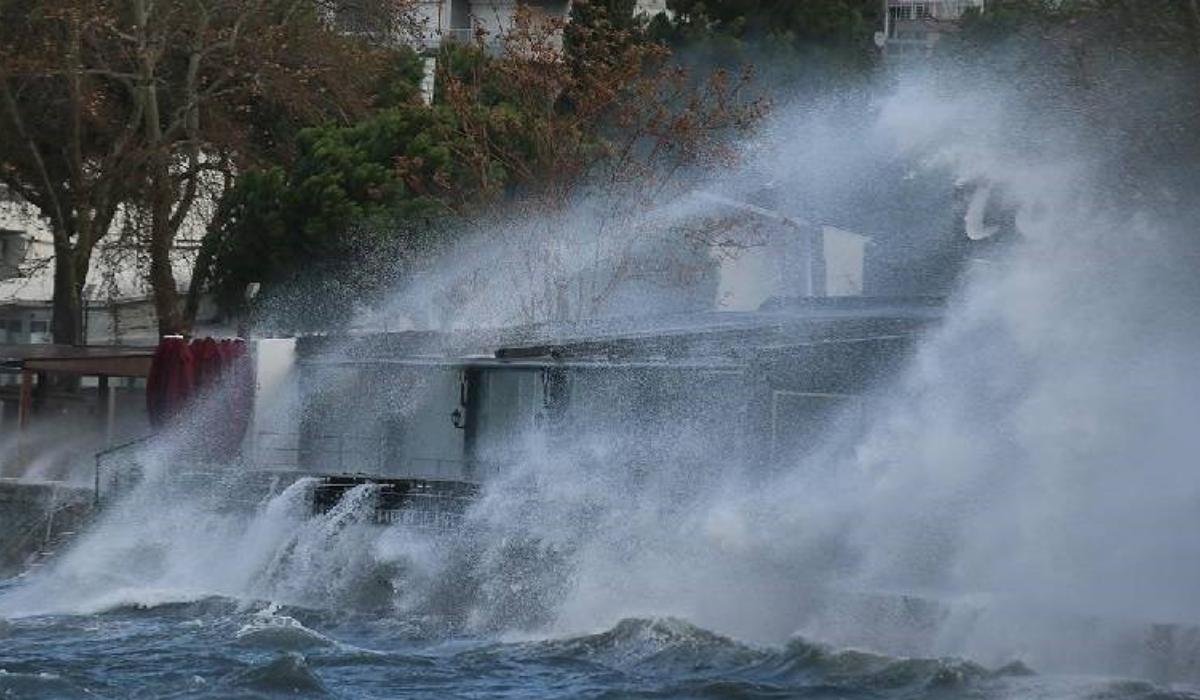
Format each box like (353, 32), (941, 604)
(3, 1), (1197, 335)
(951, 0), (1200, 206)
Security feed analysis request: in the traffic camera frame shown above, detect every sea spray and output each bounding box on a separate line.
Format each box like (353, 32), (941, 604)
(2, 67), (1198, 688)
(383, 74), (1200, 677)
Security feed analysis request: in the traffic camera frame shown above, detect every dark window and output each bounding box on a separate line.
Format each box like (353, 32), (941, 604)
(29, 320), (48, 334)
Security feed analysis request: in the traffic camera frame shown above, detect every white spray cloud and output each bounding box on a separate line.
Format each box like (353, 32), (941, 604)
(3, 60), (1199, 686)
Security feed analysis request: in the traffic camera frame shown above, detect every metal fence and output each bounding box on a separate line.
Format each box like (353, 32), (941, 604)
(93, 435), (153, 507)
(93, 431), (498, 515)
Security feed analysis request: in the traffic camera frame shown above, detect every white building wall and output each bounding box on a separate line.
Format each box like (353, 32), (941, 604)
(635, 0), (669, 16)
(413, 0), (670, 52)
(0, 186), (222, 346)
(249, 338), (301, 468)
(716, 223), (868, 310)
(412, 0), (453, 47)
(822, 226), (867, 297)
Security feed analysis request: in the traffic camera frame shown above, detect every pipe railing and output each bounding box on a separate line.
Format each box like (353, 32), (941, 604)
(94, 429), (496, 508)
(93, 434), (155, 507)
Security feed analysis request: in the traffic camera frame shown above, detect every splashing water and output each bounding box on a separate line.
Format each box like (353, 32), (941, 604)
(3, 69), (1200, 698)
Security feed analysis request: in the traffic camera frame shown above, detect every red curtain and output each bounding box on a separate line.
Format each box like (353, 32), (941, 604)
(146, 335), (195, 428)
(146, 335), (255, 461)
(191, 337), (225, 392)
(219, 339), (255, 459)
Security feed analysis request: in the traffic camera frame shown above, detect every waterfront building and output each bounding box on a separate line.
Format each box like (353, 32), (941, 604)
(248, 297), (939, 485)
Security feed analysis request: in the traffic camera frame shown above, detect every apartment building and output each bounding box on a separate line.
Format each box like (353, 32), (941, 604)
(333, 0), (669, 50)
(0, 188), (221, 348)
(883, 0), (984, 57)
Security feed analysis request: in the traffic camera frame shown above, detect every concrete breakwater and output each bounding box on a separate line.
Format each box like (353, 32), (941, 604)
(0, 479), (93, 578)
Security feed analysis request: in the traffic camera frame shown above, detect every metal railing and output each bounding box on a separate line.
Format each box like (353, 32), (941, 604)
(376, 505), (468, 531)
(92, 430), (498, 522)
(94, 434), (155, 507)
(413, 27), (489, 50)
(311, 475), (478, 532)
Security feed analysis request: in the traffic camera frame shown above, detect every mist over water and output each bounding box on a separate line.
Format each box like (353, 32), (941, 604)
(4, 64), (1200, 696)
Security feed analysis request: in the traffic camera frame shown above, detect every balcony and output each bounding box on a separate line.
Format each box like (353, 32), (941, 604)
(887, 0), (983, 22)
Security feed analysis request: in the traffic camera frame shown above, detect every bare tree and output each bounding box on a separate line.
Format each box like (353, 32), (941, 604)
(435, 7), (765, 323)
(0, 0), (407, 340)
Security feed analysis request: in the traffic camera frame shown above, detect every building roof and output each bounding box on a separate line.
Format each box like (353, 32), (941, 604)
(491, 296), (941, 359)
(0, 344), (155, 376)
(297, 297), (944, 366)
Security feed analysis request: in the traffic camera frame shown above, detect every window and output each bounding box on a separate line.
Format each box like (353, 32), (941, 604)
(770, 391), (864, 461)
(7, 319), (21, 334)
(30, 320), (48, 334)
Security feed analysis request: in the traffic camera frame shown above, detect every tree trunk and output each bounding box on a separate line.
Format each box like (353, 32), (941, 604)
(50, 238), (84, 345)
(182, 232), (216, 332)
(147, 142), (184, 335)
(136, 0), (182, 338)
(149, 179), (184, 336)
(151, 257), (183, 336)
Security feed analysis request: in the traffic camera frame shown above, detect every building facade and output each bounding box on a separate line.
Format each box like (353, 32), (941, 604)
(883, 0), (984, 58)
(335, 0), (668, 52)
(272, 299), (936, 484)
(0, 187), (224, 348)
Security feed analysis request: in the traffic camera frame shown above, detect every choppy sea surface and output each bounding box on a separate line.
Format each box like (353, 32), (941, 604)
(2, 590), (1197, 700)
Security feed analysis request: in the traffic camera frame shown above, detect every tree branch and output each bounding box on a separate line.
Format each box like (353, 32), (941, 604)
(0, 81), (68, 239)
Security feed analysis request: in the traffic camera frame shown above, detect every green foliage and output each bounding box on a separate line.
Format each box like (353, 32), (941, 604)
(570, 0), (638, 28)
(208, 41), (570, 327)
(661, 0), (880, 44)
(433, 42), (510, 108)
(650, 0), (881, 88)
(953, 0), (1089, 46)
(942, 0), (1200, 216)
(373, 46), (429, 108)
(209, 101), (505, 326)
(565, 0), (642, 72)
(955, 0), (1200, 54)
(207, 5), (765, 329)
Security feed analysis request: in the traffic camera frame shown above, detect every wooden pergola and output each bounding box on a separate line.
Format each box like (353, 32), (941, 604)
(0, 344), (155, 435)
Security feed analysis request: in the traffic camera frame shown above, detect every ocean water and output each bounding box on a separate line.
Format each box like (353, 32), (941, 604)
(3, 474), (1197, 700)
(4, 594), (1197, 700)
